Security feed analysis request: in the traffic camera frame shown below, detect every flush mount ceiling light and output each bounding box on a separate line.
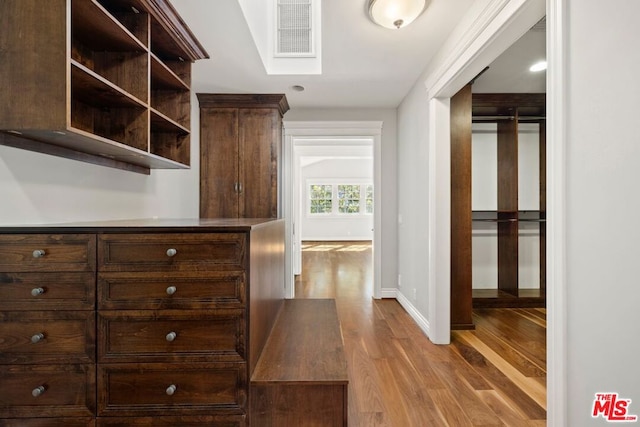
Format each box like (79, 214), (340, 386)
(368, 0), (428, 29)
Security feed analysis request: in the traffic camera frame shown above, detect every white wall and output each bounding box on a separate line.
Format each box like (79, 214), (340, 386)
(301, 158), (373, 241)
(565, 0), (640, 423)
(0, 93), (202, 225)
(285, 108), (398, 290)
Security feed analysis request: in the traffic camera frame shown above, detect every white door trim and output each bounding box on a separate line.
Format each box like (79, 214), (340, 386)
(282, 121), (383, 300)
(423, 0), (566, 424)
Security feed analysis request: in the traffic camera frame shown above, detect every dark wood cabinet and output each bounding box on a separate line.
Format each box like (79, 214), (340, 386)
(198, 94), (290, 218)
(0, 219), (285, 427)
(0, 0), (207, 174)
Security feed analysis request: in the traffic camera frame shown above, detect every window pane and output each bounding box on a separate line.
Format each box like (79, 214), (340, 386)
(309, 184), (332, 214)
(338, 184), (360, 214)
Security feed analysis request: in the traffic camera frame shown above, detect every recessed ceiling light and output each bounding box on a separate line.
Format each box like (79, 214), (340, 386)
(291, 85), (305, 92)
(529, 60), (547, 72)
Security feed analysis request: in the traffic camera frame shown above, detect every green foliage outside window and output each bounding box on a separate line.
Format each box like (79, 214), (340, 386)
(309, 184), (333, 213)
(338, 184), (361, 214)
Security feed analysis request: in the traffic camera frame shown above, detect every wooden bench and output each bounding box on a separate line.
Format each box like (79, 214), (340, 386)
(250, 299), (349, 426)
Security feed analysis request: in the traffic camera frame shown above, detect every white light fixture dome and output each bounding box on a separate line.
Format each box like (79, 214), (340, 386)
(368, 0), (428, 29)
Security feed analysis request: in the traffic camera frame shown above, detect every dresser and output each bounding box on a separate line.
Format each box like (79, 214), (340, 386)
(0, 219), (285, 427)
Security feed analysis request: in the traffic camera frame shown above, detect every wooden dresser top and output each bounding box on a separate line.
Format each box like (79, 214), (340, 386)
(0, 218), (283, 234)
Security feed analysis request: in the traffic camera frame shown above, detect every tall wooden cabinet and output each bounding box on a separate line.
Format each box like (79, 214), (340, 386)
(0, 0), (208, 174)
(198, 94), (290, 219)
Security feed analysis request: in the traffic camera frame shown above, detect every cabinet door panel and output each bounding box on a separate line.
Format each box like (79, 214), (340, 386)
(200, 107), (239, 218)
(238, 108), (278, 218)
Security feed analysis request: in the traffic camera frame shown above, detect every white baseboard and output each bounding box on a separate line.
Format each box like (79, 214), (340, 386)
(395, 291), (432, 340)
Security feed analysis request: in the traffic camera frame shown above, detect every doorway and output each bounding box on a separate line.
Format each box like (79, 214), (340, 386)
(282, 121), (383, 300)
(425, 0), (565, 424)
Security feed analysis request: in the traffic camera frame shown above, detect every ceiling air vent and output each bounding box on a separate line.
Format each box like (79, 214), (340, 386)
(276, 0), (314, 57)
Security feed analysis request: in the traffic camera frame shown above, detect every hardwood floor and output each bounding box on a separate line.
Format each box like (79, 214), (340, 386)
(295, 241), (546, 426)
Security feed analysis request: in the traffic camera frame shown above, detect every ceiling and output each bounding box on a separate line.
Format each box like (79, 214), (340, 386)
(171, 0), (545, 110)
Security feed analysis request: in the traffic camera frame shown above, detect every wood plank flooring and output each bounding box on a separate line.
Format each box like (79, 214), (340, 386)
(295, 241), (546, 426)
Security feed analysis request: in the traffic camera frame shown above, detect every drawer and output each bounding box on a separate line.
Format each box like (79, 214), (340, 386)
(96, 415), (245, 426)
(0, 418), (95, 427)
(98, 233), (245, 272)
(0, 311), (95, 364)
(0, 364), (96, 418)
(0, 272), (95, 311)
(98, 272), (245, 310)
(98, 310), (245, 362)
(97, 363), (247, 416)
(0, 234), (95, 272)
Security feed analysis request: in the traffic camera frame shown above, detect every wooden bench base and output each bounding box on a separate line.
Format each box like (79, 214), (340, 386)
(250, 299), (348, 426)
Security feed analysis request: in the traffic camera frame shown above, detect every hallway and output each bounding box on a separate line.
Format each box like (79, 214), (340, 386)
(295, 241), (546, 426)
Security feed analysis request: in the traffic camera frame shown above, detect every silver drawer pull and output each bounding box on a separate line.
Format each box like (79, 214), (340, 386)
(31, 333), (45, 343)
(166, 332), (177, 342)
(166, 384), (177, 396)
(32, 386), (46, 397)
(166, 286), (177, 295)
(166, 248), (177, 257)
(31, 287), (46, 297)
(32, 249), (46, 258)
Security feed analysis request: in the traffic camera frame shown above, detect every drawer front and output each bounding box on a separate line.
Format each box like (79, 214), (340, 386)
(98, 233), (245, 272)
(0, 311), (95, 364)
(97, 363), (247, 416)
(0, 234), (96, 272)
(98, 272), (245, 310)
(0, 364), (96, 418)
(0, 272), (95, 311)
(96, 415), (245, 426)
(0, 418), (95, 427)
(98, 310), (245, 362)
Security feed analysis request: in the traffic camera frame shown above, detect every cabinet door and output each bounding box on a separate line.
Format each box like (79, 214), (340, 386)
(200, 108), (239, 218)
(238, 108), (279, 218)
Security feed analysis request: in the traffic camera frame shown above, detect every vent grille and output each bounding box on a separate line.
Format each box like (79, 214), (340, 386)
(277, 0), (313, 56)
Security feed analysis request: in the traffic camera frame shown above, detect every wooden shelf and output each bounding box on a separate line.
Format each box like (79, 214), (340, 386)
(72, 0), (147, 52)
(472, 288), (546, 308)
(0, 0), (208, 174)
(151, 54), (190, 90)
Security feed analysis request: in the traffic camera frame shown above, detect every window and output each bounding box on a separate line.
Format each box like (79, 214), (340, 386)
(308, 182), (373, 216)
(338, 185), (361, 214)
(309, 184), (332, 213)
(365, 184), (374, 214)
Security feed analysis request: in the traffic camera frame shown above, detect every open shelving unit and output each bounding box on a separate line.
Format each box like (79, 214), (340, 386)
(0, 0), (208, 174)
(450, 91), (546, 329)
(471, 93), (546, 309)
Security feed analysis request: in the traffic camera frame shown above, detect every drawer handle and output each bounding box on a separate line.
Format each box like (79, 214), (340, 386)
(32, 249), (46, 258)
(31, 287), (46, 297)
(166, 248), (177, 257)
(32, 386), (46, 397)
(31, 333), (45, 343)
(166, 332), (177, 342)
(166, 286), (177, 295)
(166, 384), (177, 396)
